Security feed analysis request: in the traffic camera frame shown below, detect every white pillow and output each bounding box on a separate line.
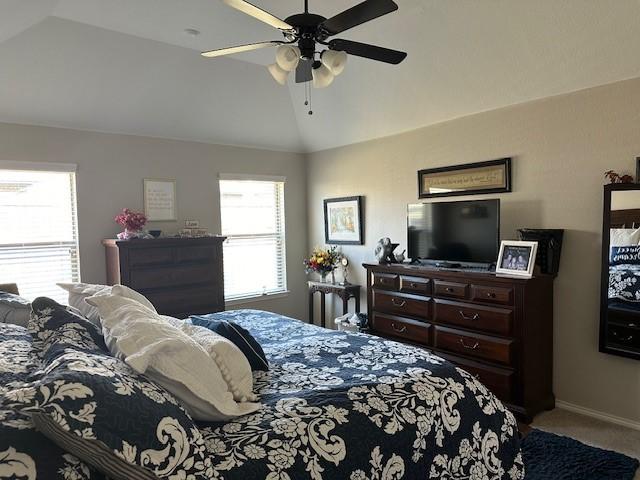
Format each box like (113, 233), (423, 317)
(610, 228), (640, 247)
(57, 282), (156, 325)
(85, 293), (260, 421)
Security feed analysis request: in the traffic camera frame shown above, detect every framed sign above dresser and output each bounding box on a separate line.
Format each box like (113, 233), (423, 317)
(363, 262), (555, 422)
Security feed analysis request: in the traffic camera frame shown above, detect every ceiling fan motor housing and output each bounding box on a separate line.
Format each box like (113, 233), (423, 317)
(284, 13), (328, 60)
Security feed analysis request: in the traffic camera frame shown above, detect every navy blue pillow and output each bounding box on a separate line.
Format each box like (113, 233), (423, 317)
(610, 245), (640, 265)
(190, 316), (269, 371)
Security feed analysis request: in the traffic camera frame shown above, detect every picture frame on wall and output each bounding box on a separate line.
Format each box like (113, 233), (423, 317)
(324, 196), (364, 245)
(495, 240), (538, 277)
(418, 158), (512, 198)
(144, 179), (177, 221)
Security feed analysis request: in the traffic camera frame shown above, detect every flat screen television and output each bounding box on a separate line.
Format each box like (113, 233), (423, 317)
(407, 199), (500, 266)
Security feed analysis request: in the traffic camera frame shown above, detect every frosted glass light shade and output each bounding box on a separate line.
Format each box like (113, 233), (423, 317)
(275, 45), (301, 71)
(321, 50), (347, 75)
(268, 63), (289, 85)
(312, 63), (334, 88)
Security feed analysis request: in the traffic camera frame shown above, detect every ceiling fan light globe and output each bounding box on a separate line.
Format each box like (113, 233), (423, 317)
(275, 45), (301, 71)
(312, 63), (335, 88)
(322, 50), (348, 75)
(268, 63), (289, 85)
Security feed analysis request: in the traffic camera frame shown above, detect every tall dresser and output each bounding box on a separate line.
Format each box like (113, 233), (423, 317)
(363, 263), (554, 422)
(103, 237), (226, 318)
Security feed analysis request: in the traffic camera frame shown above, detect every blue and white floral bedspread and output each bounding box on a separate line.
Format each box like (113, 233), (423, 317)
(196, 309), (524, 480)
(609, 264), (640, 302)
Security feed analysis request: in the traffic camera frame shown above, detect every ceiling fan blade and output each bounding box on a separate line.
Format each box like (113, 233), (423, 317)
(320, 0), (398, 35)
(295, 59), (313, 83)
(201, 41), (282, 58)
(329, 39), (406, 64)
(221, 0), (294, 31)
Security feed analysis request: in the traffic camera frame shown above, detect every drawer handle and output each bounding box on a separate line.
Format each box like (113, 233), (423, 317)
(391, 298), (406, 307)
(612, 331), (634, 342)
(391, 323), (407, 333)
(629, 323), (637, 328)
(445, 287), (454, 293)
(459, 339), (480, 350)
(486, 292), (497, 299)
(459, 311), (480, 321)
(409, 283), (418, 288)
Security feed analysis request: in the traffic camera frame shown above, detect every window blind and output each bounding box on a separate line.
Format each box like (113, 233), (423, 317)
(219, 178), (287, 301)
(0, 169), (80, 303)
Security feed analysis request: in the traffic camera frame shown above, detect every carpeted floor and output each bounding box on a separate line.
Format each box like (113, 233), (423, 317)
(531, 409), (640, 480)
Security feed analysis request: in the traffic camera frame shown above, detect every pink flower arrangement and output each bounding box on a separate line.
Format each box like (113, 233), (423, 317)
(114, 208), (147, 232)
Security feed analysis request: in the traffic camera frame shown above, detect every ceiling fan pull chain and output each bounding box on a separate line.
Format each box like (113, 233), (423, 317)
(308, 81), (313, 115)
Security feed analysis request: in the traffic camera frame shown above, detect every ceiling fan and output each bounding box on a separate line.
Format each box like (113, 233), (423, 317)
(201, 0), (407, 89)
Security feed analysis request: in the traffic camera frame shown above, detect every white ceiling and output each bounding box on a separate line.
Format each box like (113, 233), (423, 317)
(1, 0), (640, 152)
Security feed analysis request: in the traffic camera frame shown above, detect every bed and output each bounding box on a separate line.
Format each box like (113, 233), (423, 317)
(0, 307), (524, 480)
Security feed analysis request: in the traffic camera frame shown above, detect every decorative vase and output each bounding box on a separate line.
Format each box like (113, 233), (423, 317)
(320, 271), (329, 283)
(117, 228), (141, 240)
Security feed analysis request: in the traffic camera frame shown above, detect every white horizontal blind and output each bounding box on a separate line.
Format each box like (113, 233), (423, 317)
(220, 179), (286, 301)
(0, 169), (80, 303)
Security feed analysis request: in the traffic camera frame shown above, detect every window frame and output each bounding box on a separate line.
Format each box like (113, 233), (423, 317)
(0, 162), (81, 303)
(218, 174), (288, 304)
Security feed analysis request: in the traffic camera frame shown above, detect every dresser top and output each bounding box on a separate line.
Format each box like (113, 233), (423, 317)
(103, 236), (226, 247)
(363, 262), (554, 284)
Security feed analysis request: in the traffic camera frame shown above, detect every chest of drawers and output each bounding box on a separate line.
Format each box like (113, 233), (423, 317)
(364, 263), (554, 422)
(103, 237), (226, 318)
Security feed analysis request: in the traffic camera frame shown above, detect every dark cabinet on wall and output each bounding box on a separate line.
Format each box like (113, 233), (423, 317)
(364, 263), (555, 422)
(103, 237), (226, 318)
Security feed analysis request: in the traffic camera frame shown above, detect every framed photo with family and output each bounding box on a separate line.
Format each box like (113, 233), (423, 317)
(495, 240), (538, 277)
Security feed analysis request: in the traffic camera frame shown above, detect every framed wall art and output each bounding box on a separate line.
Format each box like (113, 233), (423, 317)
(324, 196), (364, 245)
(418, 158), (512, 198)
(144, 179), (177, 221)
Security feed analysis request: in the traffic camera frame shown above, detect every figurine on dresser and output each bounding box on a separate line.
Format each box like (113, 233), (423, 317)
(374, 237), (401, 264)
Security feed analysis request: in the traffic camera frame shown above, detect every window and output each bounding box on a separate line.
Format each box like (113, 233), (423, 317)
(219, 176), (286, 301)
(0, 166), (80, 303)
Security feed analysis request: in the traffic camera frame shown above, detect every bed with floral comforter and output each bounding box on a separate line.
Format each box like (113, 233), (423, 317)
(0, 308), (524, 480)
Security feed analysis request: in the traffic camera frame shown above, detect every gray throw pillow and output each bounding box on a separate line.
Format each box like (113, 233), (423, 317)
(0, 292), (31, 327)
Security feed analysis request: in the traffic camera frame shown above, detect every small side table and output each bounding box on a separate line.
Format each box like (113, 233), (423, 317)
(308, 281), (361, 328)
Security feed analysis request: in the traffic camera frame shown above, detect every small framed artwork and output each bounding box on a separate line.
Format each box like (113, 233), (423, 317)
(495, 240), (538, 277)
(324, 196), (364, 245)
(418, 158), (512, 198)
(144, 179), (177, 221)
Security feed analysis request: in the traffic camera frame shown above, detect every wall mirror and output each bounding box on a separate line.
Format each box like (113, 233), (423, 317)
(600, 184), (640, 359)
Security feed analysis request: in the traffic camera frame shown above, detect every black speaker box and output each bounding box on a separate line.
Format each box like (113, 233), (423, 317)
(517, 228), (564, 276)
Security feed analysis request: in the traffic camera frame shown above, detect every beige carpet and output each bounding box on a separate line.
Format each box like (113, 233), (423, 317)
(532, 408), (640, 480)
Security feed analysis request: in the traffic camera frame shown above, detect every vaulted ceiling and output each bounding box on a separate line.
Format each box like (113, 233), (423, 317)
(1, 0), (640, 152)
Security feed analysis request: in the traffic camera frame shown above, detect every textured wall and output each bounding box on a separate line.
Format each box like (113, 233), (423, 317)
(307, 77), (640, 424)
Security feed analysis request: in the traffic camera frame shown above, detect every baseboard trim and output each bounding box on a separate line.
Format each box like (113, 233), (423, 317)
(555, 399), (640, 432)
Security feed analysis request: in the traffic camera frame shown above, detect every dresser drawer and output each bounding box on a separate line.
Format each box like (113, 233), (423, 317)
(372, 313), (431, 345)
(439, 352), (514, 402)
(129, 264), (216, 290)
(372, 272), (399, 290)
(145, 287), (222, 317)
(434, 299), (513, 336)
(470, 284), (513, 305)
(399, 276), (431, 296)
(433, 280), (468, 299)
(373, 290), (430, 319)
(128, 247), (174, 267)
(434, 326), (514, 365)
(175, 246), (215, 264)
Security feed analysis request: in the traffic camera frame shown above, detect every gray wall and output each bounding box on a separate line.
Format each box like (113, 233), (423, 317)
(307, 77), (640, 425)
(0, 122), (308, 320)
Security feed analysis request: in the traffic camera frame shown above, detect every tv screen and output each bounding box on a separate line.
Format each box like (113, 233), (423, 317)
(407, 199), (500, 265)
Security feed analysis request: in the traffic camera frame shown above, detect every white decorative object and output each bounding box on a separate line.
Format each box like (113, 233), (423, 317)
(144, 179), (177, 221)
(495, 241), (538, 278)
(85, 291), (261, 421)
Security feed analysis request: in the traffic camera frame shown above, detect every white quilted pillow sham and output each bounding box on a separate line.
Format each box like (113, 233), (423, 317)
(85, 292), (261, 421)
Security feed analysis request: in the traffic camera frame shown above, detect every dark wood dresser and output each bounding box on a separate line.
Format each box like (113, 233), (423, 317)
(364, 263), (554, 422)
(103, 237), (226, 318)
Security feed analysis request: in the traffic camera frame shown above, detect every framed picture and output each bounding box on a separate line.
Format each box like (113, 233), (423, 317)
(144, 179), (177, 221)
(495, 240), (538, 277)
(418, 158), (512, 198)
(324, 196), (364, 245)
